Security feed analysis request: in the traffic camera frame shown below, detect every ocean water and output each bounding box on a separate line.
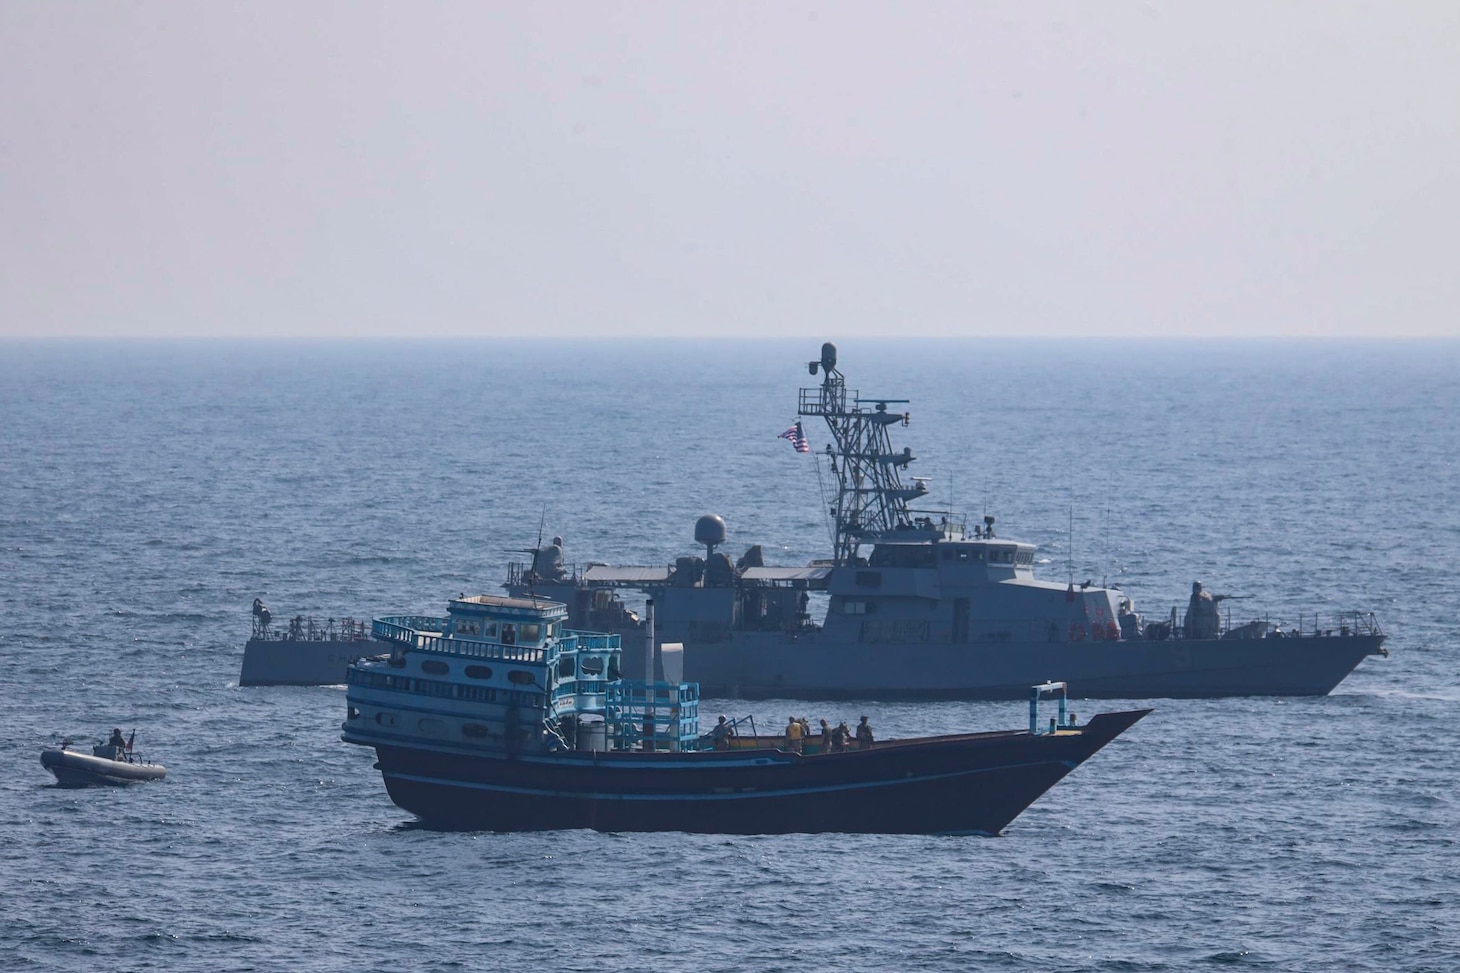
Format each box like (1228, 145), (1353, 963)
(1, 338), (1456, 972)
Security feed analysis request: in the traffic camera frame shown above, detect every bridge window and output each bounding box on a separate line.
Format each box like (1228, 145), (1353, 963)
(870, 546), (936, 568)
(520, 623), (542, 643)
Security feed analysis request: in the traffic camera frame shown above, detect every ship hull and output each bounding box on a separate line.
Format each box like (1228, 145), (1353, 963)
(366, 710), (1148, 834)
(239, 637), (380, 687)
(626, 631), (1385, 701)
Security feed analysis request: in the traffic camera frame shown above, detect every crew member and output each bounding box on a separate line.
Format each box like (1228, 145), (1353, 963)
(785, 717), (803, 754)
(712, 715), (735, 750)
(1186, 581), (1221, 640)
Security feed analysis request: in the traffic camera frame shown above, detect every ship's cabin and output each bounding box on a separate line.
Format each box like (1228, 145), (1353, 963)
(355, 592), (703, 756)
(935, 540), (1037, 578)
(446, 593), (566, 648)
(865, 538), (1037, 580)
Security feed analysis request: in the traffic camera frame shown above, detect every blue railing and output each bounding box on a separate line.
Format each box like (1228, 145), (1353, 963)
(371, 616), (547, 663)
(565, 631), (621, 651)
(606, 681), (701, 751)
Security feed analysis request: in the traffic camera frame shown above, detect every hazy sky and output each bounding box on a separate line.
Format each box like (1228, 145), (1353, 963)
(2, 2), (1456, 339)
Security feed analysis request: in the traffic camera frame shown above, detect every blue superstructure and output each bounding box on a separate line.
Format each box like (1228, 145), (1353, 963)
(348, 594), (701, 759)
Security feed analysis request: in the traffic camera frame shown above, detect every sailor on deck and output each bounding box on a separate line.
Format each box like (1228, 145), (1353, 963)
(1186, 581), (1221, 640)
(712, 715), (735, 750)
(785, 717), (804, 754)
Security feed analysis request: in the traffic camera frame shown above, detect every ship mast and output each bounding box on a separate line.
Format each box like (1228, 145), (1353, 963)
(798, 343), (928, 566)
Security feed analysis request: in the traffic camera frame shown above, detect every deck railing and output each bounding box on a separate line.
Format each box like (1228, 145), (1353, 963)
(1140, 608), (1385, 641)
(251, 615), (373, 641)
(371, 616), (548, 663)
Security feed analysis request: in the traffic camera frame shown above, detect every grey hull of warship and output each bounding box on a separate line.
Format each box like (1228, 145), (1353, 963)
(508, 343), (1386, 702)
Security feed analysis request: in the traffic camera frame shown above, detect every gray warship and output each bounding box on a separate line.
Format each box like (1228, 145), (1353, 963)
(507, 343), (1386, 700)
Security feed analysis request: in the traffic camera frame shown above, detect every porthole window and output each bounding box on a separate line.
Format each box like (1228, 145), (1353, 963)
(508, 670), (537, 686)
(465, 665), (493, 680)
(462, 723), (491, 739)
(421, 660), (449, 676)
(580, 656), (604, 676)
(558, 656), (576, 678)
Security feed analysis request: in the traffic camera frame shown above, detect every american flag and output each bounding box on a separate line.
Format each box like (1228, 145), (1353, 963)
(778, 421), (811, 453)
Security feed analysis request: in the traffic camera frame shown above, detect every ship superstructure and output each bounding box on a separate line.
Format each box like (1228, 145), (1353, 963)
(506, 344), (1386, 700)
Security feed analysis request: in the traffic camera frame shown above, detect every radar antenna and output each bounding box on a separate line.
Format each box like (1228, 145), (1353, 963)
(798, 342), (929, 565)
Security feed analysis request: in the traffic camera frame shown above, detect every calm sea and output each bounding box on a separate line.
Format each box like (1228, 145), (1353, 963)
(2, 338), (1456, 972)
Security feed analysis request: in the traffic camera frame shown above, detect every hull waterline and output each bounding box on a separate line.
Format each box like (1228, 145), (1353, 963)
(368, 709), (1149, 834)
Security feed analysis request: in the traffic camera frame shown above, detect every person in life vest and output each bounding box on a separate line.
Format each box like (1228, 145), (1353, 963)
(785, 717), (804, 753)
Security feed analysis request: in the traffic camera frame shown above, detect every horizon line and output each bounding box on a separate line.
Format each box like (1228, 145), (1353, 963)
(4, 333), (1456, 344)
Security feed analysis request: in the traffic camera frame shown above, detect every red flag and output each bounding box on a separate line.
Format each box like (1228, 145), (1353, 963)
(126, 730), (135, 752)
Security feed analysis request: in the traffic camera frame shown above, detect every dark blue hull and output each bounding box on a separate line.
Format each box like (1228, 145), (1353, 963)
(368, 709), (1149, 834)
